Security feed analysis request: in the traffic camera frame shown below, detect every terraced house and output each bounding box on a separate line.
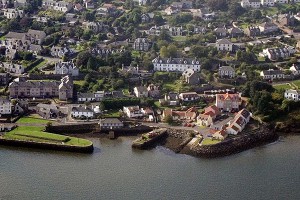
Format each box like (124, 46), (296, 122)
(9, 75), (73, 100)
(152, 57), (200, 72)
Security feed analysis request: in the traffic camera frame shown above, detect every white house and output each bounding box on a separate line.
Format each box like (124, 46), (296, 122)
(3, 9), (24, 19)
(219, 66), (235, 78)
(99, 118), (123, 129)
(259, 22), (278, 34)
(289, 64), (300, 75)
(284, 89), (300, 101)
(216, 39), (233, 52)
(179, 92), (199, 102)
(71, 106), (94, 118)
(0, 98), (12, 116)
(261, 0), (275, 6)
(133, 86), (148, 98)
(77, 92), (95, 102)
(226, 109), (251, 135)
(123, 106), (143, 118)
(152, 57), (200, 72)
(55, 61), (79, 76)
(240, 0), (261, 8)
(260, 69), (284, 80)
(216, 93), (241, 112)
(261, 47), (294, 61)
(94, 91), (104, 101)
(42, 0), (73, 13)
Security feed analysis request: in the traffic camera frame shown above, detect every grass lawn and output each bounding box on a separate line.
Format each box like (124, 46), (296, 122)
(273, 83), (291, 90)
(102, 109), (121, 118)
(291, 80), (300, 88)
(17, 116), (50, 124)
(201, 138), (221, 146)
(172, 36), (187, 42)
(74, 80), (85, 86)
(3, 126), (92, 146)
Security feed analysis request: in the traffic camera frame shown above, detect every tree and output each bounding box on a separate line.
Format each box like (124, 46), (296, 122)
(164, 115), (173, 125)
(160, 46), (168, 58)
(167, 44), (177, 57)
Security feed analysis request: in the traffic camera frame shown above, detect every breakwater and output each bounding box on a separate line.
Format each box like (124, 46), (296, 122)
(0, 138), (94, 153)
(132, 128), (167, 149)
(188, 126), (279, 158)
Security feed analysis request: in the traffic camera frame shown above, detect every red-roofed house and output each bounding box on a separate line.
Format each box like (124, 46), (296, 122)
(216, 93), (241, 112)
(162, 107), (197, 121)
(197, 105), (220, 127)
(225, 109), (251, 135)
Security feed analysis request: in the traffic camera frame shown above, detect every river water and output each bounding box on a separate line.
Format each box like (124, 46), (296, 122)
(0, 135), (300, 200)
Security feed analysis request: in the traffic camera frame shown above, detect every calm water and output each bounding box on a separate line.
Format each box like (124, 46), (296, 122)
(0, 135), (300, 200)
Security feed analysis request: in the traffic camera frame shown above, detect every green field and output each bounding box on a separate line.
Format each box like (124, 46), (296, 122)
(17, 116), (50, 124)
(3, 126), (92, 146)
(201, 138), (221, 146)
(273, 83), (292, 90)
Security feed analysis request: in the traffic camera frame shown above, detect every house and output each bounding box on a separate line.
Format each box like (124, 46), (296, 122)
(162, 107), (197, 121)
(141, 13), (154, 23)
(29, 44), (43, 55)
(139, 0), (148, 6)
(289, 63), (300, 75)
(26, 29), (46, 45)
(179, 92), (199, 102)
(214, 27), (227, 38)
(240, 0), (261, 8)
(193, 26), (207, 34)
(164, 6), (179, 15)
(244, 26), (261, 37)
(152, 57), (200, 72)
(197, 105), (220, 127)
(54, 61), (79, 76)
(261, 47), (294, 61)
(133, 86), (148, 98)
(51, 46), (73, 58)
(77, 92), (95, 102)
(3, 8), (24, 19)
(85, 22), (105, 33)
(83, 0), (94, 9)
(219, 66), (235, 78)
(226, 109), (251, 135)
(94, 91), (104, 101)
(277, 13), (295, 26)
(284, 89), (300, 101)
(133, 38), (151, 51)
(0, 62), (24, 74)
(160, 92), (179, 106)
(36, 103), (61, 119)
(169, 26), (185, 36)
(259, 22), (278, 34)
(123, 106), (143, 118)
(213, 130), (228, 140)
(275, 0), (288, 3)
(216, 39), (234, 52)
(141, 107), (155, 122)
(260, 69), (284, 80)
(261, 0), (275, 6)
(42, 0), (73, 13)
(99, 118), (124, 129)
(96, 4), (117, 16)
(0, 73), (9, 86)
(71, 106), (94, 118)
(216, 93), (241, 112)
(0, 97), (12, 116)
(74, 3), (84, 12)
(147, 84), (160, 98)
(182, 69), (199, 85)
(0, 124), (15, 132)
(228, 27), (244, 38)
(9, 75), (73, 100)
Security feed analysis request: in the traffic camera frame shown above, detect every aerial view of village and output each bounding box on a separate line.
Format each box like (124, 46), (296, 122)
(0, 0), (300, 158)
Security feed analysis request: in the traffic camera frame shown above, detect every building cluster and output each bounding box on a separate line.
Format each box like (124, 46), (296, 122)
(8, 75), (73, 101)
(240, 0), (300, 8)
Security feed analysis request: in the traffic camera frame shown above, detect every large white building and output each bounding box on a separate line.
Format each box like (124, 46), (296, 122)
(0, 98), (12, 116)
(71, 106), (94, 118)
(261, 0), (275, 6)
(3, 9), (24, 19)
(215, 93), (241, 112)
(284, 89), (300, 101)
(241, 0), (261, 8)
(55, 61), (79, 76)
(123, 106), (143, 118)
(152, 57), (200, 72)
(42, 0), (73, 13)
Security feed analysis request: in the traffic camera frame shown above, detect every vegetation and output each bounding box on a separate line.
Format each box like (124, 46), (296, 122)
(3, 126), (92, 147)
(17, 116), (50, 124)
(201, 138), (221, 146)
